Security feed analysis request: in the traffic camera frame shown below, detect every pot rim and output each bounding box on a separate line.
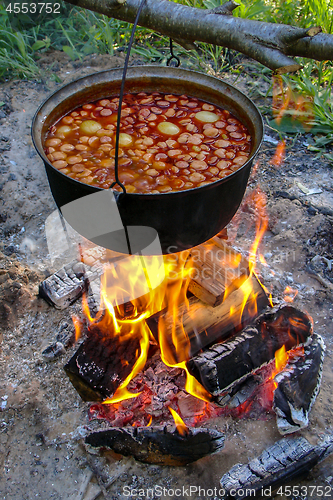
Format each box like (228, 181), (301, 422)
(32, 65), (263, 197)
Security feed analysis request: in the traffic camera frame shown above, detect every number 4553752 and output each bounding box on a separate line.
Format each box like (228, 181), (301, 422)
(6, 3), (61, 14)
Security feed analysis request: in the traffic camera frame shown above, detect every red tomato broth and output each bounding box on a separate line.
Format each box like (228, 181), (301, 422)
(44, 92), (252, 194)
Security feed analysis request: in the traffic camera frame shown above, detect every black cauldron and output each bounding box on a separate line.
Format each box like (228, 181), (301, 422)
(32, 66), (263, 254)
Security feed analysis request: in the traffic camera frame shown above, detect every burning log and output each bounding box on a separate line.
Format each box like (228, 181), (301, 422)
(273, 332), (325, 435)
(147, 274), (269, 363)
(85, 425), (225, 466)
(64, 323), (142, 401)
(187, 236), (249, 307)
(220, 434), (333, 499)
(186, 306), (312, 402)
(217, 375), (263, 409)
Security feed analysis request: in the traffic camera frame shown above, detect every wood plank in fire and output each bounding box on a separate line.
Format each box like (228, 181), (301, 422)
(147, 274), (269, 363)
(187, 236), (249, 307)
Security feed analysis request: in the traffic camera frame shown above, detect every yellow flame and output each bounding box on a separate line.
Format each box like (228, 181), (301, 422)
(272, 75), (314, 132)
(79, 183), (274, 412)
(168, 407), (189, 436)
(103, 322), (150, 404)
(271, 345), (289, 389)
(283, 286), (298, 303)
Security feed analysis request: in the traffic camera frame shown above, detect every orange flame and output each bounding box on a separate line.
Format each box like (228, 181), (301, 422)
(233, 188), (273, 320)
(78, 248), (211, 407)
(283, 286), (298, 303)
(72, 315), (82, 342)
(272, 75), (314, 132)
(271, 140), (285, 168)
(78, 182), (274, 413)
(271, 345), (289, 389)
(168, 407), (189, 436)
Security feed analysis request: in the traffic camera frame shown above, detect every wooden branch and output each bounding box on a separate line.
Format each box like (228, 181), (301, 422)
(64, 0), (333, 72)
(211, 1), (239, 16)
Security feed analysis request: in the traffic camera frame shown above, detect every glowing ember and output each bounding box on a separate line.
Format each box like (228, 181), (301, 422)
(169, 407), (189, 436)
(283, 286), (299, 303)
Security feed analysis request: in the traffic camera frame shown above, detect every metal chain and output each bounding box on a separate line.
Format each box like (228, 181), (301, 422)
(110, 0), (147, 194)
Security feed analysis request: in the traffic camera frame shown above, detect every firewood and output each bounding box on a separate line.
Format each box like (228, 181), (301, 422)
(85, 425), (225, 466)
(39, 261), (100, 310)
(220, 434), (333, 499)
(64, 323), (142, 401)
(38, 246), (121, 309)
(186, 306), (312, 401)
(147, 274), (269, 363)
(217, 374), (263, 409)
(187, 236), (249, 307)
(273, 333), (325, 435)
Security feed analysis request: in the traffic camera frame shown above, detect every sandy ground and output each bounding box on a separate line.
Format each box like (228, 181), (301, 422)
(0, 52), (333, 500)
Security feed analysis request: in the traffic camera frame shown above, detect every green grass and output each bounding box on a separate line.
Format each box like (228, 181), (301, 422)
(1, 0), (333, 159)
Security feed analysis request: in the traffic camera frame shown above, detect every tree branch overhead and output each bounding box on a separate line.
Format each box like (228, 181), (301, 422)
(64, 0), (333, 73)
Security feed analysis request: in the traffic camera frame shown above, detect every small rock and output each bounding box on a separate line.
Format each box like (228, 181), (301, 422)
(308, 206), (317, 216)
(42, 342), (66, 360)
(3, 245), (16, 256)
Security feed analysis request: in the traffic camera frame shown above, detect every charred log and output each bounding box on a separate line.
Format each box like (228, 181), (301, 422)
(39, 261), (102, 310)
(147, 275), (269, 363)
(38, 245), (117, 309)
(217, 374), (263, 409)
(64, 323), (141, 401)
(85, 425), (225, 465)
(273, 333), (325, 435)
(186, 306), (312, 400)
(220, 434), (333, 499)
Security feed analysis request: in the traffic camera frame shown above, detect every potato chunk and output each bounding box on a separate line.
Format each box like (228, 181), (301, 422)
(79, 120), (102, 135)
(195, 111), (219, 123)
(118, 133), (133, 147)
(157, 122), (180, 136)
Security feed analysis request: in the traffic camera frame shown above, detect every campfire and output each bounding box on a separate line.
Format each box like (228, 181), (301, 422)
(39, 187), (325, 469)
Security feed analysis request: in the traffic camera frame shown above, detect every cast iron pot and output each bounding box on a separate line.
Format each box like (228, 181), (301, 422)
(32, 66), (263, 254)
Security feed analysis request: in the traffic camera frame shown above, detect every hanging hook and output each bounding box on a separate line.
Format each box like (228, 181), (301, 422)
(167, 38), (180, 67)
